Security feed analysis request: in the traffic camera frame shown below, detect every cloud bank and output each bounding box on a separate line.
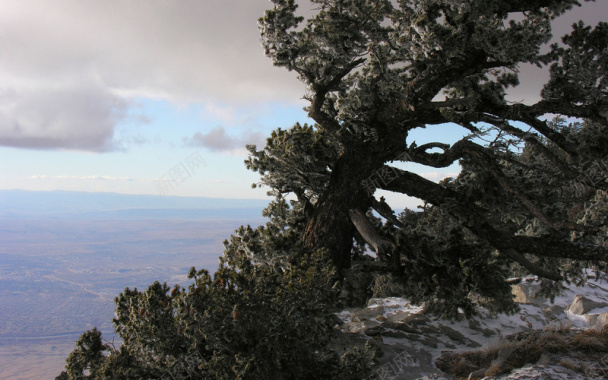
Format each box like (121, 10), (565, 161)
(0, 0), (606, 152)
(0, 0), (303, 151)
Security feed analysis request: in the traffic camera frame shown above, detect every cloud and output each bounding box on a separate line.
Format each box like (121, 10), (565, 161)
(187, 126), (265, 155)
(203, 103), (238, 124)
(0, 0), (605, 151)
(0, 0), (304, 151)
(0, 82), (126, 151)
(0, 1), (303, 104)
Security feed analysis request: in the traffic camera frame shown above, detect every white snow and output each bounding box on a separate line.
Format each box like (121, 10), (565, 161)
(587, 306), (608, 315)
(337, 269), (608, 380)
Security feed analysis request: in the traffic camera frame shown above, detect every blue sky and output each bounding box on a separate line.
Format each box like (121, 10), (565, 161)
(0, 0), (605, 209)
(1, 99), (311, 199)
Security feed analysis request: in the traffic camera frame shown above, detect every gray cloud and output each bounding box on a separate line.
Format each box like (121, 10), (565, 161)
(0, 82), (126, 151)
(0, 1), (303, 103)
(188, 127), (265, 154)
(0, 0), (605, 151)
(0, 0), (303, 151)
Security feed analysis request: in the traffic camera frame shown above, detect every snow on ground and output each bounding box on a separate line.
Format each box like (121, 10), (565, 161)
(337, 270), (608, 379)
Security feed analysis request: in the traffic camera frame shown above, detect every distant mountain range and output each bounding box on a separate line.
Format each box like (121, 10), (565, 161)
(0, 190), (271, 220)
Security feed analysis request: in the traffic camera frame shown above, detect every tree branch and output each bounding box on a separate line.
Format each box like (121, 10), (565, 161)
(375, 166), (608, 267)
(348, 208), (395, 261)
(479, 114), (576, 175)
(502, 249), (562, 281)
(486, 103), (580, 156)
(371, 197), (407, 230)
(531, 100), (607, 124)
(407, 139), (472, 168)
(308, 58), (366, 132)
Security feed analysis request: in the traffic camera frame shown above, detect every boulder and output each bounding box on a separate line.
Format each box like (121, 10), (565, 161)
(568, 295), (608, 315)
(511, 283), (547, 306)
(386, 310), (416, 324)
(589, 311), (608, 330)
(352, 306), (385, 321)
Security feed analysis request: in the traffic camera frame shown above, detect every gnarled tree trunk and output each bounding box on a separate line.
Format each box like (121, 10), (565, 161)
(302, 148), (384, 272)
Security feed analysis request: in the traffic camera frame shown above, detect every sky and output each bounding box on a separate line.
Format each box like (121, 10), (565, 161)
(0, 0), (606, 209)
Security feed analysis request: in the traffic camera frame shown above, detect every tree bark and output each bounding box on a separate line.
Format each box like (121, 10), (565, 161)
(302, 148), (384, 272)
(348, 208), (395, 259)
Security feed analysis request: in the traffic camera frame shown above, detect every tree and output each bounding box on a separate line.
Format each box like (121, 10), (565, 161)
(60, 1), (608, 377)
(57, 248), (376, 379)
(250, 0), (608, 312)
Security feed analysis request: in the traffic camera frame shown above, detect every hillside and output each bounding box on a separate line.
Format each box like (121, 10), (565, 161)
(338, 270), (608, 379)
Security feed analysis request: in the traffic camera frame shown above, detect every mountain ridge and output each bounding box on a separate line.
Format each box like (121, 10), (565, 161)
(0, 189), (271, 219)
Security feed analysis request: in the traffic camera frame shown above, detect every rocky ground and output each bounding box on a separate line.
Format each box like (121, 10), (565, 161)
(336, 271), (608, 379)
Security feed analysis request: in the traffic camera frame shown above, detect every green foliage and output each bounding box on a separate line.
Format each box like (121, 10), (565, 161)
(63, 328), (112, 379)
(392, 206), (517, 319)
(250, 0), (608, 316)
(543, 21), (608, 108)
(59, 249), (374, 379)
(246, 123), (340, 201)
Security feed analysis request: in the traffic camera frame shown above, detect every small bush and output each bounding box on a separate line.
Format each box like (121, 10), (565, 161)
(57, 251), (375, 379)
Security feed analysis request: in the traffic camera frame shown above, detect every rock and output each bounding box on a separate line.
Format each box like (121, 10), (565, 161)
(387, 321), (422, 334)
(584, 311), (608, 330)
(438, 324), (482, 348)
(584, 313), (599, 327)
(511, 283), (547, 306)
(386, 310), (415, 323)
(535, 352), (551, 365)
(482, 364), (590, 379)
(403, 333), (441, 349)
(438, 324), (467, 343)
(497, 346), (517, 362)
(338, 273), (608, 380)
(595, 312), (608, 330)
(365, 326), (385, 337)
(352, 306), (385, 321)
(486, 345), (517, 375)
(343, 321), (365, 333)
(467, 318), (498, 337)
(381, 329), (409, 339)
(568, 295), (608, 315)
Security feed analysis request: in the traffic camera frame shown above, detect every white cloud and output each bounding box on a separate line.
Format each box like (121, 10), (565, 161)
(203, 103), (238, 124)
(0, 1), (302, 103)
(0, 0), (303, 151)
(0, 82), (126, 151)
(187, 126), (265, 155)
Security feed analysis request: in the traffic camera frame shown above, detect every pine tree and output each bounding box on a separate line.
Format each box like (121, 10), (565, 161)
(251, 0), (608, 310)
(60, 1), (608, 377)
